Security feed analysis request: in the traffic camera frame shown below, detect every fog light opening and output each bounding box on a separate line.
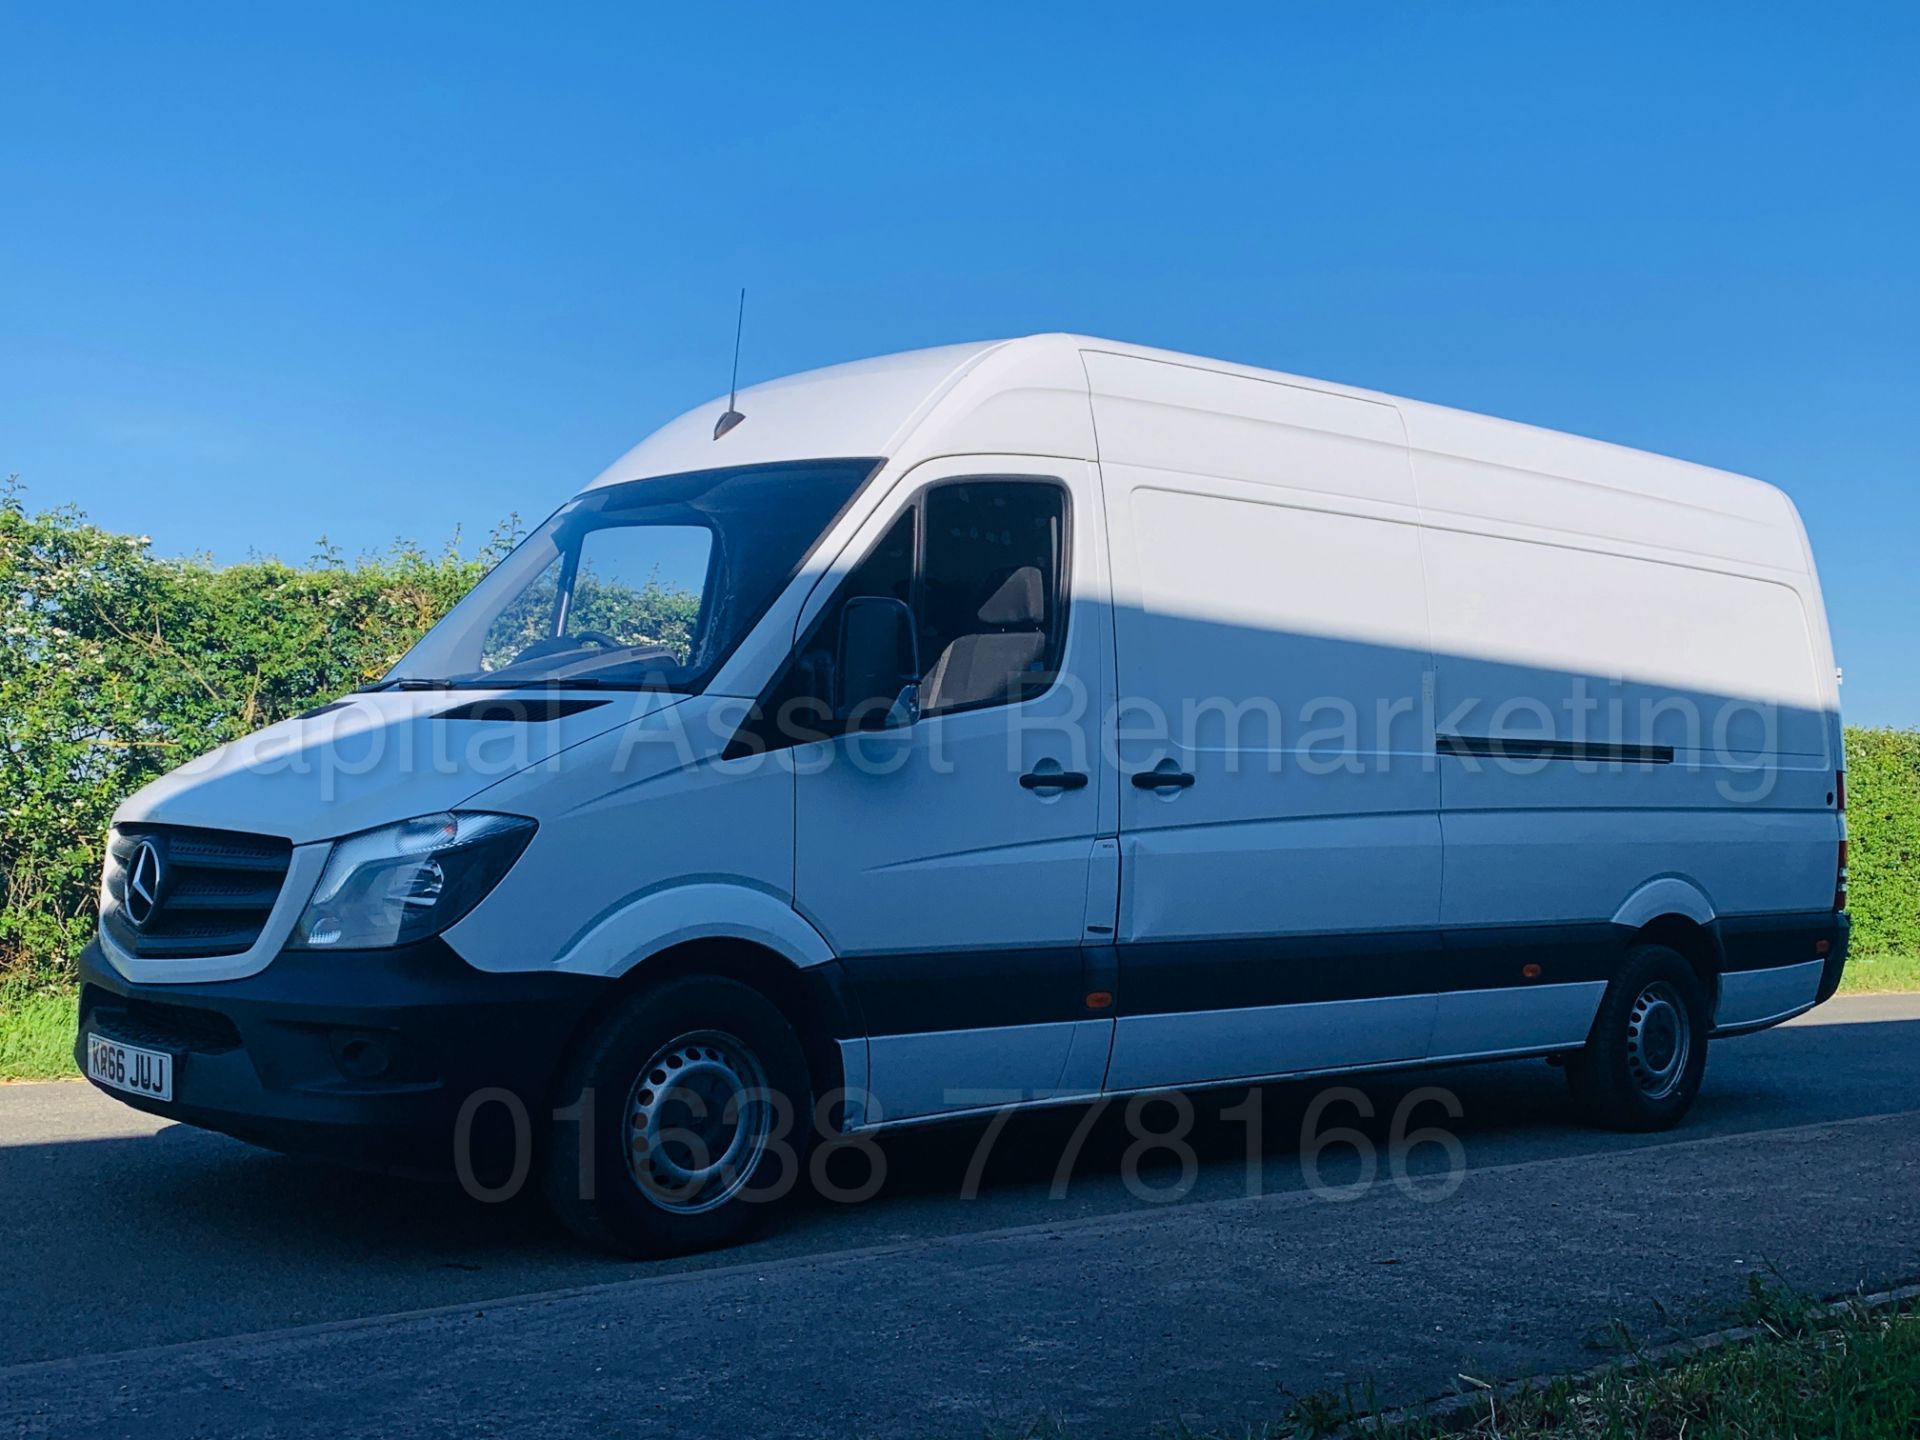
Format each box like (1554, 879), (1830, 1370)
(335, 1035), (392, 1080)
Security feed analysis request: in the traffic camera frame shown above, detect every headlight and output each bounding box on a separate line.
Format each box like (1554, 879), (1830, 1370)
(290, 812), (535, 951)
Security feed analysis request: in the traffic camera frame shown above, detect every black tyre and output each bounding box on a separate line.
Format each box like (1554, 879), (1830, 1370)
(544, 975), (814, 1258)
(1565, 944), (1710, 1132)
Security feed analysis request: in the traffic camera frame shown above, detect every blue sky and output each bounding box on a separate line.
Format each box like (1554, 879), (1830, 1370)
(3, 4), (1915, 724)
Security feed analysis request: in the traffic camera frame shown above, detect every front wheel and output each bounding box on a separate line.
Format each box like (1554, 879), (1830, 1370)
(544, 975), (815, 1257)
(1566, 944), (1710, 1131)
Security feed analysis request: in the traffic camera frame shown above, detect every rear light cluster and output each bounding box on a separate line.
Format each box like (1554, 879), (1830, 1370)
(1834, 769), (1849, 912)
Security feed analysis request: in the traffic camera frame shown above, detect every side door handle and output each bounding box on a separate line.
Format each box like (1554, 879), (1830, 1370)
(1020, 768), (1089, 792)
(1130, 768), (1195, 790)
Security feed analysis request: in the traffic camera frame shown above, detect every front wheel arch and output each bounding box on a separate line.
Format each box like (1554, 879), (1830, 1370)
(550, 937), (854, 1126)
(542, 972), (818, 1256)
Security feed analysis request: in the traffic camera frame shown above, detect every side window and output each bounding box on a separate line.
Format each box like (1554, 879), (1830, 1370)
(728, 478), (1067, 756)
(916, 481), (1067, 716)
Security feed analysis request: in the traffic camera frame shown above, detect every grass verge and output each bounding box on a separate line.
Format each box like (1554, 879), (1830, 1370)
(1328, 1282), (1920, 1440)
(991, 1284), (1920, 1438)
(0, 982), (78, 1080)
(1840, 947), (1920, 994)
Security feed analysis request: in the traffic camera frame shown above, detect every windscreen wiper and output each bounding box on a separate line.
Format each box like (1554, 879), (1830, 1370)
(354, 677), (461, 692)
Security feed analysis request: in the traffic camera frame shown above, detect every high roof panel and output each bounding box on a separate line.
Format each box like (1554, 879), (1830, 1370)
(587, 341), (1009, 487)
(588, 333), (1795, 556)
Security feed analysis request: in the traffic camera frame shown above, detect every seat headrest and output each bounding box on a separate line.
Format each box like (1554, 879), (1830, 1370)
(977, 566), (1045, 628)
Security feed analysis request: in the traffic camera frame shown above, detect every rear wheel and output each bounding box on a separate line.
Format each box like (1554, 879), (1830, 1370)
(1566, 944), (1710, 1131)
(544, 975), (814, 1257)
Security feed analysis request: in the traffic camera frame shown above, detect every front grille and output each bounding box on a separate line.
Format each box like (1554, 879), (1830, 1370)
(84, 991), (243, 1054)
(102, 824), (293, 958)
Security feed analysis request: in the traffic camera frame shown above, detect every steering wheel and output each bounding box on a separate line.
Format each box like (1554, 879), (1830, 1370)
(565, 629), (625, 651)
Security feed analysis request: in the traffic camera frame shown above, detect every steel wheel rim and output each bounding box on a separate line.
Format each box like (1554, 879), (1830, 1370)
(624, 1030), (770, 1215)
(1625, 980), (1691, 1100)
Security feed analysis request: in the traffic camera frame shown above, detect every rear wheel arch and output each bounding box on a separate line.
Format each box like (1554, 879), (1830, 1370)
(1568, 941), (1712, 1131)
(1631, 914), (1723, 1015)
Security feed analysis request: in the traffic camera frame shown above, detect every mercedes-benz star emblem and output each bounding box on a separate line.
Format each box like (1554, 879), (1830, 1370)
(125, 840), (163, 928)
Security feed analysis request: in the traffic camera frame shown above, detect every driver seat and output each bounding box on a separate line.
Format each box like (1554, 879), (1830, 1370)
(920, 565), (1049, 714)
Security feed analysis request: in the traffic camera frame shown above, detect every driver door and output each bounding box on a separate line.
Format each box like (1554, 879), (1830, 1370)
(789, 459), (1115, 1123)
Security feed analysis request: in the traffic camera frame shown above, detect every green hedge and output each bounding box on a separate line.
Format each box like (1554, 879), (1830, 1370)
(2, 482), (1916, 988)
(1845, 727), (1920, 959)
(0, 480), (513, 981)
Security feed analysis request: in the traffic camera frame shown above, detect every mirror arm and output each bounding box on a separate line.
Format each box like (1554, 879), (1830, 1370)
(890, 682), (921, 728)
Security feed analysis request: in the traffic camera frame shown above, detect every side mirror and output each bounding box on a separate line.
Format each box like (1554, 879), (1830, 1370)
(835, 597), (921, 729)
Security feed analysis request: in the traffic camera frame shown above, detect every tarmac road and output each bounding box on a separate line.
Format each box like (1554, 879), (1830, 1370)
(3, 995), (1918, 1438)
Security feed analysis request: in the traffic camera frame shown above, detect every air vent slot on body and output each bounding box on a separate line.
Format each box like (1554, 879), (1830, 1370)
(433, 697), (609, 722)
(296, 698), (357, 721)
(102, 824), (294, 958)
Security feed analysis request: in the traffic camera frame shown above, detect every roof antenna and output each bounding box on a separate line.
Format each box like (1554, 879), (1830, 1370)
(713, 288), (747, 440)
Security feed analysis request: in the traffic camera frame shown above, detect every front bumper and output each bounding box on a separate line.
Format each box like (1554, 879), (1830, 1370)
(76, 937), (610, 1177)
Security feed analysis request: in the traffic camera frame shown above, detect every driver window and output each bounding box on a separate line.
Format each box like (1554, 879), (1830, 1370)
(916, 481), (1066, 716)
(809, 480), (1066, 715)
(748, 479), (1066, 742)
(562, 525), (712, 665)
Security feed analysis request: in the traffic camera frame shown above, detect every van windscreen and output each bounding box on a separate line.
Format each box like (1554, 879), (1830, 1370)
(376, 458), (880, 692)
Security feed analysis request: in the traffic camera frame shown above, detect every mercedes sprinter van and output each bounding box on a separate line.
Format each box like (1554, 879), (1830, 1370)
(79, 335), (1850, 1254)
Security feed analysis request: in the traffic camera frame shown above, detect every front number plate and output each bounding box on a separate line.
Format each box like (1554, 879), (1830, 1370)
(86, 1034), (174, 1102)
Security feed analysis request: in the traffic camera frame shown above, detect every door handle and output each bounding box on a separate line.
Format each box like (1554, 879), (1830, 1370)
(1020, 768), (1089, 792)
(1130, 768), (1195, 790)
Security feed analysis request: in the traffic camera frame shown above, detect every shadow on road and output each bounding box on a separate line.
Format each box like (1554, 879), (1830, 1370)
(3, 1012), (1913, 1367)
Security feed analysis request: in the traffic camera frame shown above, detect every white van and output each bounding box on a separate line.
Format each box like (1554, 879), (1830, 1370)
(79, 335), (1850, 1254)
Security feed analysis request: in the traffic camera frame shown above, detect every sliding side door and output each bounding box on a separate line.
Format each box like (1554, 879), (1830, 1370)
(1086, 352), (1443, 1092)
